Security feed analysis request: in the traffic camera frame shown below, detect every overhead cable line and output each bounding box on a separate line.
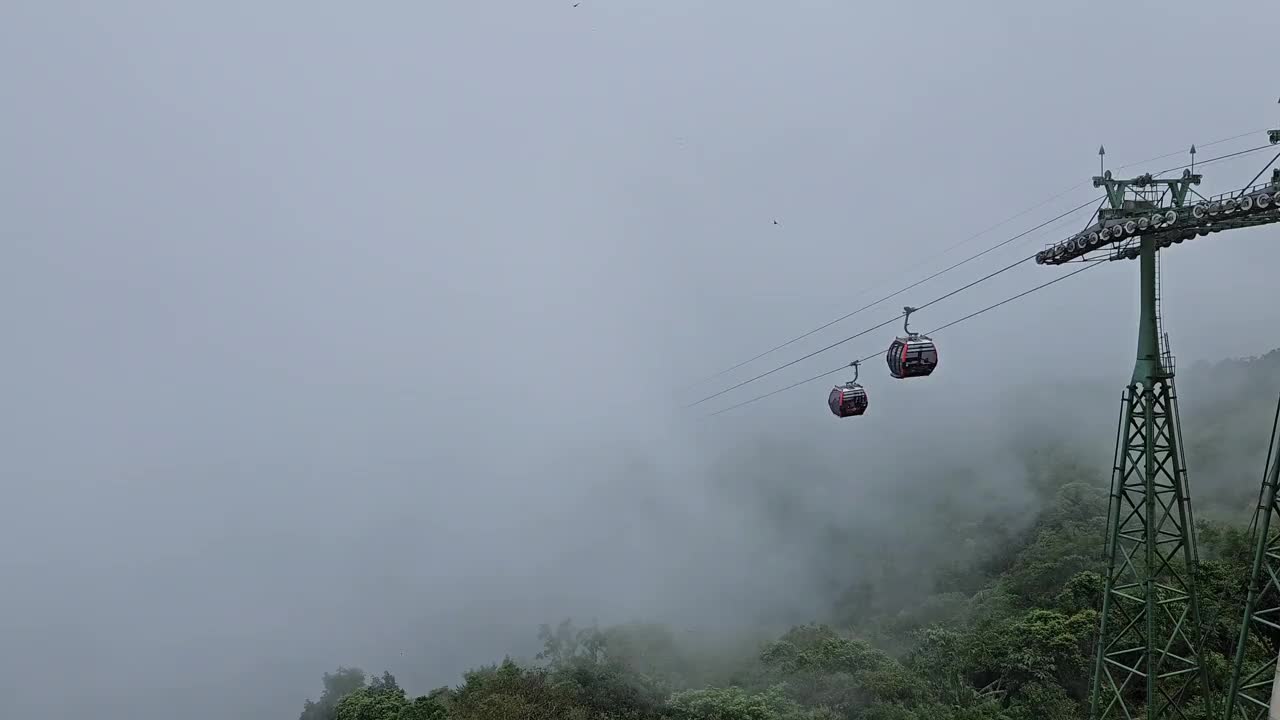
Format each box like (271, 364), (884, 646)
(682, 130), (1268, 395)
(684, 315), (905, 409)
(682, 195), (1103, 394)
(883, 129), (1265, 277)
(944, 128), (1269, 257)
(706, 260), (1105, 417)
(1114, 128), (1266, 171)
(1154, 143), (1276, 178)
(1237, 150), (1280, 194)
(684, 230), (1105, 410)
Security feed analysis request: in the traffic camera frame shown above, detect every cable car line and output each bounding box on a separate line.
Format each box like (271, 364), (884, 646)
(693, 142), (1271, 413)
(892, 129), (1266, 276)
(925, 260), (1103, 335)
(709, 366), (849, 419)
(858, 129), (1264, 305)
(686, 193), (1105, 392)
(685, 240), (1088, 409)
(1237, 150), (1280, 195)
(1153, 143), (1276, 178)
(961, 129), (1269, 255)
(1113, 128), (1268, 172)
(682, 129), (1267, 395)
(706, 260), (1104, 417)
(925, 132), (1269, 270)
(684, 314), (905, 409)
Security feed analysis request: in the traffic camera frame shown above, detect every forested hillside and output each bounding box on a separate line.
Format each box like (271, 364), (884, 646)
(296, 350), (1280, 720)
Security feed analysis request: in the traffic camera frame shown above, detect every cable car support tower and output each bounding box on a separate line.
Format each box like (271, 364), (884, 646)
(1226, 116), (1280, 720)
(1036, 129), (1280, 720)
(1226, 393), (1280, 720)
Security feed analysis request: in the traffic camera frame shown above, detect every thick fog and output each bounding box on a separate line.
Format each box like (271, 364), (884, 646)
(3, 2), (1280, 718)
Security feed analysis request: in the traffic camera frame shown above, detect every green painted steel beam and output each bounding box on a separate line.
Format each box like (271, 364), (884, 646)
(1132, 237), (1164, 386)
(1089, 378), (1211, 720)
(1225, 395), (1280, 720)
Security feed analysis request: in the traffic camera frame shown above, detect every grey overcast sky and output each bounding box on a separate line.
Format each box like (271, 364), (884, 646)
(2, 1), (1279, 718)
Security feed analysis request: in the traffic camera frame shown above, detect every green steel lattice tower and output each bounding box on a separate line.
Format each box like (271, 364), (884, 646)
(1224, 395), (1280, 720)
(1038, 131), (1280, 718)
(1038, 165), (1217, 720)
(1090, 180), (1211, 720)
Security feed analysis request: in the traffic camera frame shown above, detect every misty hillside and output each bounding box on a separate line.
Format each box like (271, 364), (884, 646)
(293, 350), (1280, 720)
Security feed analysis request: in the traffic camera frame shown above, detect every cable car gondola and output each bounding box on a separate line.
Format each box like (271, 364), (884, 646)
(828, 360), (869, 418)
(886, 306), (938, 379)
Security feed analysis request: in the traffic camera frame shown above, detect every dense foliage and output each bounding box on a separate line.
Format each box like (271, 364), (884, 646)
(296, 351), (1280, 720)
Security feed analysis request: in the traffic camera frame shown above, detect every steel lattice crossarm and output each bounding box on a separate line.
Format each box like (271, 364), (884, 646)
(1107, 171), (1280, 261)
(1036, 168), (1280, 266)
(1037, 125), (1280, 268)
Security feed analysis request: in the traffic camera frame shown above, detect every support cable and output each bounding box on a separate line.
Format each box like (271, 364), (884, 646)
(1237, 150), (1280, 195)
(1154, 143), (1275, 178)
(683, 129), (1268, 392)
(706, 260), (1104, 417)
(684, 245), (1074, 409)
(1115, 128), (1266, 171)
(683, 196), (1102, 394)
(698, 146), (1268, 411)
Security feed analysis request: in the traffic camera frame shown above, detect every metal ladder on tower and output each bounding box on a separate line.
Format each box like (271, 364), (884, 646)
(1156, 252), (1175, 376)
(1155, 251), (1197, 569)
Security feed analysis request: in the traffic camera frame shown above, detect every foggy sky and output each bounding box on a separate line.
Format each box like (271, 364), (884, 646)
(3, 2), (1280, 719)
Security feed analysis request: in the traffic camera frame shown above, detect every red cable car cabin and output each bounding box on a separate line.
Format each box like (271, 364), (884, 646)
(886, 335), (938, 379)
(828, 382), (868, 418)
